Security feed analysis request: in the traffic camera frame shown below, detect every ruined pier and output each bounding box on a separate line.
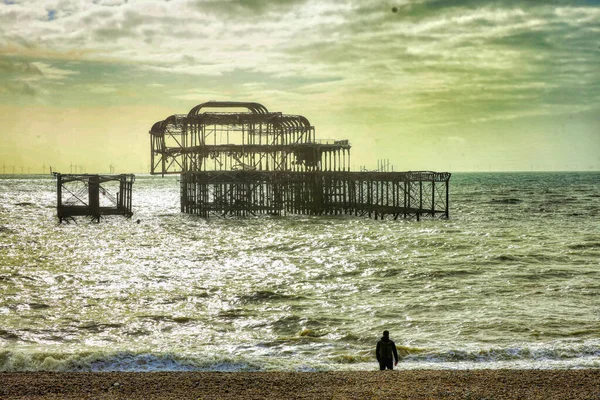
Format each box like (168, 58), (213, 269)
(150, 101), (450, 219)
(56, 173), (135, 222)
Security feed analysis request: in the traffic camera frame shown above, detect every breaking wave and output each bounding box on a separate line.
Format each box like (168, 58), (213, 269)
(2, 342), (599, 372)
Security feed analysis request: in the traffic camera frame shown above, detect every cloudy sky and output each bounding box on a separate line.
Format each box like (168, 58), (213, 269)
(1, 0), (599, 173)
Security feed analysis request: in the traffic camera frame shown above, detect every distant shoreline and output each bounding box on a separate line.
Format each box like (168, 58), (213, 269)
(2, 370), (599, 399)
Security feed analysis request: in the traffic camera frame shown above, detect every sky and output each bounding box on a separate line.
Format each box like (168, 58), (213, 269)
(1, 0), (599, 173)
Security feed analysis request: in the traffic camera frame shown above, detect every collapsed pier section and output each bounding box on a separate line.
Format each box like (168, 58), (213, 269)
(150, 101), (450, 220)
(181, 170), (450, 219)
(56, 173), (135, 222)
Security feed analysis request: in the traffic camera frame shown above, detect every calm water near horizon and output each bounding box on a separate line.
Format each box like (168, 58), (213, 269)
(0, 172), (599, 371)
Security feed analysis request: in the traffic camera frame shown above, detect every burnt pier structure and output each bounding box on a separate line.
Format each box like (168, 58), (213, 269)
(56, 173), (135, 222)
(150, 101), (450, 219)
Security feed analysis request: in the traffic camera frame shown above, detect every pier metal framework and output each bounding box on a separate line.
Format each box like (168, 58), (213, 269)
(150, 101), (450, 219)
(55, 173), (135, 222)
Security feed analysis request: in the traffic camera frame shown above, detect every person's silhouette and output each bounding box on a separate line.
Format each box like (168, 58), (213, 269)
(376, 330), (399, 370)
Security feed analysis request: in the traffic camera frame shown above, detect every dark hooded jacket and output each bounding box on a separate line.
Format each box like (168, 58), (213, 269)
(376, 335), (399, 362)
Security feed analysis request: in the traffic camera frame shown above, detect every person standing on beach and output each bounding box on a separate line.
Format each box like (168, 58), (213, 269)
(376, 330), (399, 370)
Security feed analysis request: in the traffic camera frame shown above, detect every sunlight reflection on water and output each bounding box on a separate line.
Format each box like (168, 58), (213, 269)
(0, 173), (599, 371)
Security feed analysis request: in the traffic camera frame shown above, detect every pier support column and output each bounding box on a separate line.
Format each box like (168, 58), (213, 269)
(445, 180), (450, 219)
(88, 175), (100, 222)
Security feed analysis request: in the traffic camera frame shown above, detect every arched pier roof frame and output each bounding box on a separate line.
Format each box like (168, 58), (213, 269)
(187, 101), (269, 117)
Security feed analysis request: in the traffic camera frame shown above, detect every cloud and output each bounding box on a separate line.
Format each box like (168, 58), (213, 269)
(31, 61), (79, 80)
(85, 83), (118, 93)
(0, 79), (38, 96)
(0, 0), (597, 127)
(189, 0), (310, 16)
(173, 88), (235, 101)
(92, 0), (129, 6)
(0, 56), (84, 105)
(0, 58), (43, 75)
(0, 58), (42, 97)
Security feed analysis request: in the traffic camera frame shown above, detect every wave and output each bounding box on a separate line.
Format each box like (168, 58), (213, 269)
(567, 242), (600, 250)
(0, 329), (19, 340)
(0, 225), (15, 234)
(234, 290), (301, 303)
(490, 198), (522, 204)
(0, 351), (262, 372)
(488, 254), (568, 264)
(2, 342), (599, 372)
(406, 344), (600, 363)
(14, 202), (36, 207)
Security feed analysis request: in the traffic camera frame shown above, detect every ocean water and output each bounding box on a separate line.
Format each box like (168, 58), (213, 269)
(0, 172), (599, 372)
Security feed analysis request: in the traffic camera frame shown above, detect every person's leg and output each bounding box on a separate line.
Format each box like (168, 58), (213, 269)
(379, 360), (386, 370)
(385, 358), (394, 370)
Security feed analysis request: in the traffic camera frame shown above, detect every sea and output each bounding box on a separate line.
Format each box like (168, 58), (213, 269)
(0, 172), (599, 372)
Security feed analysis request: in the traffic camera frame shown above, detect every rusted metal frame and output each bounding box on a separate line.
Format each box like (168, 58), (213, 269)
(344, 178), (351, 215)
(57, 174), (63, 220)
(57, 174), (134, 222)
(97, 184), (118, 206)
(418, 180), (423, 221)
(187, 101), (269, 118)
(361, 180), (369, 217)
(445, 179), (450, 218)
(367, 180), (372, 218)
(164, 153), (184, 174)
(393, 180), (400, 220)
(250, 124), (272, 171)
(433, 179), (448, 218)
(402, 179), (410, 218)
(375, 179), (380, 219)
(193, 181), (200, 216)
(415, 179), (432, 219)
(61, 182), (89, 207)
(431, 180), (436, 217)
(180, 176), (186, 212)
(275, 127), (288, 170)
(152, 103), (450, 220)
(382, 180), (387, 219)
(333, 150), (337, 172)
(63, 187), (88, 207)
(409, 179), (419, 217)
(151, 134), (155, 174)
(386, 179), (391, 218)
(163, 128), (185, 152)
(150, 135), (167, 175)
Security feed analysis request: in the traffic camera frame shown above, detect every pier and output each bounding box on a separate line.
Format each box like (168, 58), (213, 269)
(150, 101), (450, 219)
(56, 173), (135, 222)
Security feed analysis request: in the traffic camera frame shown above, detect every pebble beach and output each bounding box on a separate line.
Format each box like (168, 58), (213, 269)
(2, 370), (600, 399)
